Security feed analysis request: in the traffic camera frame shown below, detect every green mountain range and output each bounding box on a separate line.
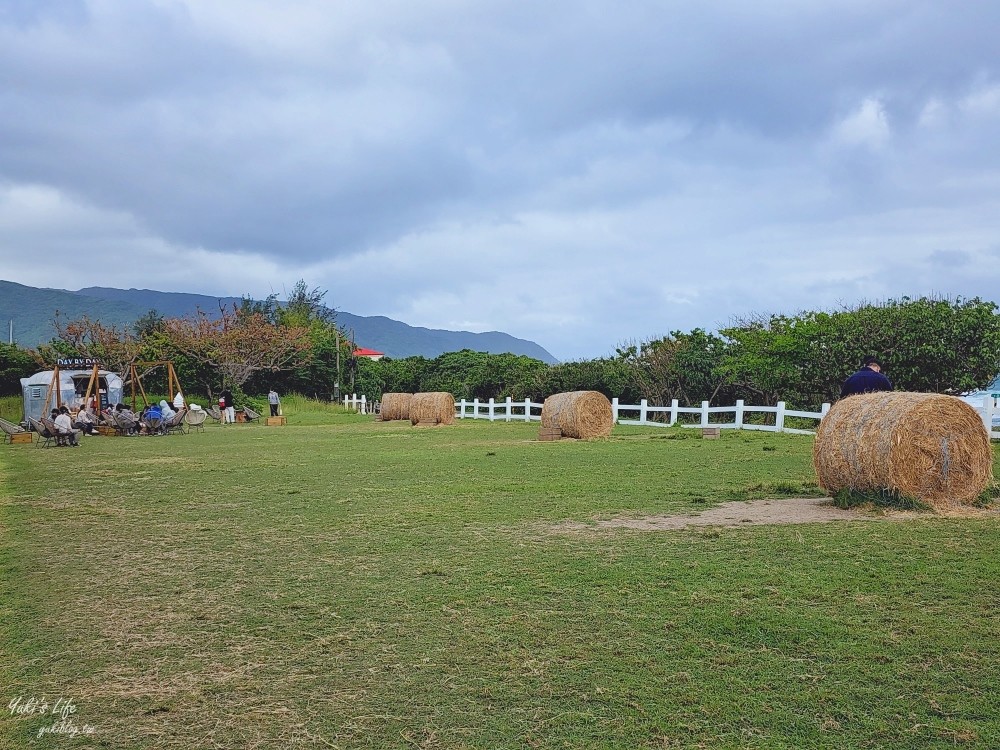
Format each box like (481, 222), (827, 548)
(0, 280), (558, 363)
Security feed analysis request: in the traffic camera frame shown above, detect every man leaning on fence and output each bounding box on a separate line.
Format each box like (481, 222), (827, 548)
(840, 356), (893, 398)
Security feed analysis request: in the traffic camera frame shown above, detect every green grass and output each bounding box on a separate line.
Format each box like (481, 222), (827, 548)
(1, 414), (999, 749)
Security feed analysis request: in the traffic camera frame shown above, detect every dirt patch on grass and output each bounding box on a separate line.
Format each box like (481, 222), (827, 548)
(557, 497), (1000, 532)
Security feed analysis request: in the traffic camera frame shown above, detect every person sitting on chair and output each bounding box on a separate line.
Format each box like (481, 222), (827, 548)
(74, 406), (98, 435)
(54, 406), (81, 446)
(160, 400), (176, 420)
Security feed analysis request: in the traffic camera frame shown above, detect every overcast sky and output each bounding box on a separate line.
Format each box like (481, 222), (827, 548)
(1, 1), (999, 360)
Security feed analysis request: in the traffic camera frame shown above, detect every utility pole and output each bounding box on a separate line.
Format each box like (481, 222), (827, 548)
(350, 328), (356, 393)
(334, 330), (341, 400)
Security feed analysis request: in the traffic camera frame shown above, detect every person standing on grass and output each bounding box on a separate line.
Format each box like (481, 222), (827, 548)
(268, 388), (281, 417)
(221, 388), (235, 424)
(840, 356), (893, 398)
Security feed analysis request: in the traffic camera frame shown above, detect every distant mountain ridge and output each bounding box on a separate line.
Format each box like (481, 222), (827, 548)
(0, 280), (558, 363)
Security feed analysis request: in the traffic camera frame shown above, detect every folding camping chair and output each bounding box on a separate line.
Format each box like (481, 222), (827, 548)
(164, 409), (188, 435)
(205, 406), (223, 423)
(184, 408), (207, 433)
(40, 417), (76, 447)
(0, 417), (28, 444)
(28, 417), (58, 448)
(242, 406), (262, 424)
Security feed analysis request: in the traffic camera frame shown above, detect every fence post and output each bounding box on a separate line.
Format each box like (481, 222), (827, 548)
(640, 399), (648, 425)
(700, 401), (709, 427)
(983, 395), (994, 435)
(775, 401), (786, 432)
(670, 399), (678, 426)
(820, 402), (831, 417)
(473, 398), (480, 420)
(612, 397), (619, 423)
(735, 399), (744, 430)
(488, 398), (495, 422)
(505, 396), (512, 422)
(360, 395), (367, 414)
(524, 398), (532, 422)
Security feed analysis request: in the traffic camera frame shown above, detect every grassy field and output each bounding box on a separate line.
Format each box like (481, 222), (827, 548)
(1, 407), (998, 749)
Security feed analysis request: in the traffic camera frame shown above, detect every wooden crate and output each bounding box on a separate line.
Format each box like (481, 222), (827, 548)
(97, 425), (117, 437)
(265, 416), (287, 426)
(538, 427), (562, 442)
(702, 427), (721, 439)
(10, 432), (33, 444)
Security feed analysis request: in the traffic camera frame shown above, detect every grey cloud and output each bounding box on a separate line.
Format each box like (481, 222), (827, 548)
(2, 1), (1000, 358)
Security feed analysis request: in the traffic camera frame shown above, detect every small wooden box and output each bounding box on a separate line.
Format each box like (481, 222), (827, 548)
(10, 432), (33, 444)
(97, 426), (117, 436)
(265, 416), (287, 426)
(538, 427), (562, 442)
(702, 427), (721, 439)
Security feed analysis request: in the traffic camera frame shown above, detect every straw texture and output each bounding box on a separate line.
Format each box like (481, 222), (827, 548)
(541, 391), (613, 439)
(381, 393), (413, 422)
(813, 392), (992, 509)
(409, 392), (456, 426)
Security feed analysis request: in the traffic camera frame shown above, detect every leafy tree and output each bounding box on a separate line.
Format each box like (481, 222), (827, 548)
(720, 297), (1000, 408)
(0, 343), (39, 396)
(165, 306), (313, 390)
(620, 329), (732, 406)
(133, 309), (165, 338)
(46, 314), (144, 377)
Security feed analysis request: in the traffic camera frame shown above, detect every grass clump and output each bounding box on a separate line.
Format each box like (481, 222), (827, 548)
(973, 482), (1000, 508)
(832, 487), (930, 511)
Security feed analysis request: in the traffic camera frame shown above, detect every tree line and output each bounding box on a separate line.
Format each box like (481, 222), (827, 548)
(2, 294), (999, 411)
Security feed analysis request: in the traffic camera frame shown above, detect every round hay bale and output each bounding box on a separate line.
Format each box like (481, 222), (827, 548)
(380, 393), (413, 421)
(541, 391), (613, 439)
(409, 392), (456, 426)
(813, 392), (992, 509)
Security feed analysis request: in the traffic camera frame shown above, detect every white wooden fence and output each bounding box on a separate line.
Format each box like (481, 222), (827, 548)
(344, 394), (831, 434)
(970, 395), (1000, 440)
(345, 392), (1000, 438)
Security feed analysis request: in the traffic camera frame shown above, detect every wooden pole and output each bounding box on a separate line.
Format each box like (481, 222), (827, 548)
(41, 364), (60, 417)
(82, 364), (100, 411)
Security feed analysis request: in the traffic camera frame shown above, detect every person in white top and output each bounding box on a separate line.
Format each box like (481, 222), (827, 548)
(74, 407), (97, 435)
(159, 400), (176, 420)
(54, 407), (80, 446)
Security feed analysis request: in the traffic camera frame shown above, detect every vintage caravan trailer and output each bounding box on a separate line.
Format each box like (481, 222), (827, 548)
(20, 360), (124, 422)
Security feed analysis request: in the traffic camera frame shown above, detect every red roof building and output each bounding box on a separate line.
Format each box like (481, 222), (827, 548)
(353, 347), (385, 361)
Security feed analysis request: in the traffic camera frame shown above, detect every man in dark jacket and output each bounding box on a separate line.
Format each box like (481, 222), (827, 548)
(840, 356), (893, 397)
(221, 389), (235, 424)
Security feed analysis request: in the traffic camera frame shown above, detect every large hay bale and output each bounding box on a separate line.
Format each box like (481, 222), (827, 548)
(813, 392), (992, 509)
(409, 392), (456, 426)
(380, 393), (413, 421)
(541, 391), (613, 439)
